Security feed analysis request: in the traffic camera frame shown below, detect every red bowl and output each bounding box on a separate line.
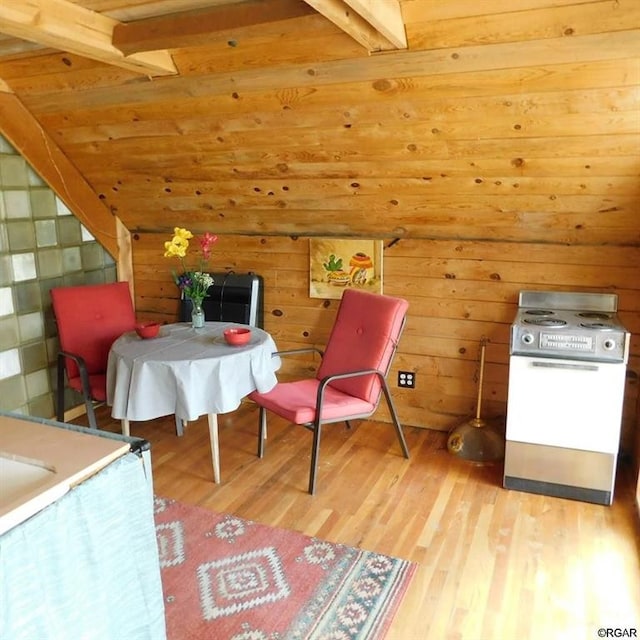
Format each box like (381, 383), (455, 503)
(135, 322), (161, 339)
(223, 327), (251, 346)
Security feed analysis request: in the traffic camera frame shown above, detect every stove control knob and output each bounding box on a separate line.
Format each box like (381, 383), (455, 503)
(522, 333), (535, 345)
(603, 339), (616, 351)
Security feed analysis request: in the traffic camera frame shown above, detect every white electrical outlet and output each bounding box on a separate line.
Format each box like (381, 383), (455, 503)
(397, 371), (415, 388)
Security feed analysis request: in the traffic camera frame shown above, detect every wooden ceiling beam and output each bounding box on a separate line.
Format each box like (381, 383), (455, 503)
(302, 0), (406, 52)
(113, 0), (316, 55)
(0, 0), (177, 76)
(0, 90), (122, 260)
(0, 77), (13, 94)
(343, 0), (406, 49)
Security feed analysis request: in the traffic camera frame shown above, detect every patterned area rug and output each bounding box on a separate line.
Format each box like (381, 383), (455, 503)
(154, 496), (416, 640)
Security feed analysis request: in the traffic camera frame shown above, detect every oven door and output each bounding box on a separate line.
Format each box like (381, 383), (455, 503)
(506, 354), (626, 453)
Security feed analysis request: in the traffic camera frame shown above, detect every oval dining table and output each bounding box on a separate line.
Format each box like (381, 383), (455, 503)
(106, 322), (280, 483)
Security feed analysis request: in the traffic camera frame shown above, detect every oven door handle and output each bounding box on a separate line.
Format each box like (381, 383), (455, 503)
(531, 361), (599, 372)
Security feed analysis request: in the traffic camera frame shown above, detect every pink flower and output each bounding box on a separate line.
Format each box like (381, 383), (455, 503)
(199, 232), (218, 261)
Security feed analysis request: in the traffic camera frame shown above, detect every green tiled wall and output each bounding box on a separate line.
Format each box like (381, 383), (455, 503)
(0, 135), (116, 417)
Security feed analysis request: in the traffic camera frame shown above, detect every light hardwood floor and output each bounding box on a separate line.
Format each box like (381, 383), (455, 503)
(87, 404), (640, 640)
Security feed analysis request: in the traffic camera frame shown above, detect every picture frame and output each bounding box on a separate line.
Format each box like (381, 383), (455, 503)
(309, 238), (383, 299)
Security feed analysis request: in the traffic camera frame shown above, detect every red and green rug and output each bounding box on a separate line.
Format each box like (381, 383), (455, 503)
(154, 496), (416, 639)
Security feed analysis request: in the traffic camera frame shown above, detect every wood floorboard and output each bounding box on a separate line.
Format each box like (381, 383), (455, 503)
(82, 403), (640, 640)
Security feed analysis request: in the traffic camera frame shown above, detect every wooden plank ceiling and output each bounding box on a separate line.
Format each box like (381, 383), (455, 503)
(0, 0), (407, 79)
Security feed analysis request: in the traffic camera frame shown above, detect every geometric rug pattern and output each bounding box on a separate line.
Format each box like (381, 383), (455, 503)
(154, 496), (417, 639)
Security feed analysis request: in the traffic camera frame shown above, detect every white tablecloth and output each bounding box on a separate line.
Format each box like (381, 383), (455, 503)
(106, 322), (280, 422)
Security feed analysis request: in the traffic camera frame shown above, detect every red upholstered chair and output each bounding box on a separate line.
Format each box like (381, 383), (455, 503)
(249, 288), (411, 494)
(51, 282), (136, 430)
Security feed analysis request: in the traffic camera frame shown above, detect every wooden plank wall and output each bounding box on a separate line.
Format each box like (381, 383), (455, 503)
(132, 233), (640, 452)
(0, 1), (638, 455)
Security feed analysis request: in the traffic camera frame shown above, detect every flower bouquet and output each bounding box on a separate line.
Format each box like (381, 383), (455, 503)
(164, 227), (218, 328)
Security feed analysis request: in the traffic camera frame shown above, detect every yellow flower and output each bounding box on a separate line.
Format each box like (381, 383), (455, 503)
(173, 227), (193, 241)
(164, 239), (185, 258)
(163, 227), (193, 258)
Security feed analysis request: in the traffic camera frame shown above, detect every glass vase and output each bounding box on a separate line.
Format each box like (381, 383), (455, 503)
(190, 298), (205, 329)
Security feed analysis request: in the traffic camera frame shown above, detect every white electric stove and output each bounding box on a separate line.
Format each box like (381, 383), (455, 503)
(504, 290), (630, 505)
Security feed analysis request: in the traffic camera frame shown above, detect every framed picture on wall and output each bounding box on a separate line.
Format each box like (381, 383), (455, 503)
(309, 238), (383, 299)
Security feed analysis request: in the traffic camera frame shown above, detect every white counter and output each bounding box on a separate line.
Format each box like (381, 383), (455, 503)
(0, 413), (166, 640)
(0, 414), (129, 535)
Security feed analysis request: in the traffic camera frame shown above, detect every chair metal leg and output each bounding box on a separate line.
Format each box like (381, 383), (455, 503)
(258, 407), (267, 458)
(308, 421), (322, 495)
(381, 379), (410, 458)
(84, 399), (98, 430)
(73, 355), (98, 430)
(174, 415), (185, 436)
(56, 350), (99, 429)
(56, 355), (66, 423)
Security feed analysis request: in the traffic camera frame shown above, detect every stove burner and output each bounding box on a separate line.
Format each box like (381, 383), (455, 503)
(523, 318), (567, 327)
(577, 312), (612, 320)
(579, 322), (615, 331)
(512, 291), (628, 363)
(524, 309), (554, 316)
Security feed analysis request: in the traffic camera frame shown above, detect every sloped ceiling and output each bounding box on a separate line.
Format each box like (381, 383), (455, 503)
(0, 0), (407, 259)
(0, 0), (407, 76)
(0, 1), (637, 259)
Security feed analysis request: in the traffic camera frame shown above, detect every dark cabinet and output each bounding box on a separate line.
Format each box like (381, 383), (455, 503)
(179, 272), (264, 328)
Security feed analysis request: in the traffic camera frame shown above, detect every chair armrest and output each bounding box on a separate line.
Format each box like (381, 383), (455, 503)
(272, 347), (324, 359)
(311, 368), (387, 425)
(317, 368), (385, 403)
(58, 350), (92, 397)
(58, 349), (88, 369)
(319, 368), (383, 387)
